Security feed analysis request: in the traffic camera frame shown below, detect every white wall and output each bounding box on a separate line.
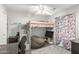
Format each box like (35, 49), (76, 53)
(54, 5), (79, 39)
(0, 5), (7, 45)
(7, 11), (52, 37)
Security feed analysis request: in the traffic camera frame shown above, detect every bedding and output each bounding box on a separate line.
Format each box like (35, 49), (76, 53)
(31, 35), (45, 49)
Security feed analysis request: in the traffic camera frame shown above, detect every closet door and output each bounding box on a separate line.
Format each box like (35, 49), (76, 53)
(0, 5), (7, 45)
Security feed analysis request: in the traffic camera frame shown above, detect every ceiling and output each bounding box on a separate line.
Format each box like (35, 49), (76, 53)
(5, 4), (75, 15)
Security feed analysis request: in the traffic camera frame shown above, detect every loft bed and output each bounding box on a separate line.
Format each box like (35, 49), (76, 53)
(29, 20), (54, 28)
(26, 20), (54, 50)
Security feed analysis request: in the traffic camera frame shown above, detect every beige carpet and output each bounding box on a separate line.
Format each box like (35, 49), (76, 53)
(31, 45), (71, 54)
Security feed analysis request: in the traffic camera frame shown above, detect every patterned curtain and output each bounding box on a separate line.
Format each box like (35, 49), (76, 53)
(55, 13), (76, 49)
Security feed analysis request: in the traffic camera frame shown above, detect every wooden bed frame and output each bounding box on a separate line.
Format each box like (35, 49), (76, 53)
(29, 20), (54, 28)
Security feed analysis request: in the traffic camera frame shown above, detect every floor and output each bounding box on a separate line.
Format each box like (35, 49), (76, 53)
(0, 43), (71, 54)
(26, 45), (71, 54)
(0, 43), (18, 54)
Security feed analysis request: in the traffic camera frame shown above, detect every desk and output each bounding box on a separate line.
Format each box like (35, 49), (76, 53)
(71, 40), (79, 54)
(0, 43), (18, 54)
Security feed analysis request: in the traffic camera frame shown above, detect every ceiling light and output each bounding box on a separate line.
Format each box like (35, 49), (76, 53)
(36, 5), (53, 15)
